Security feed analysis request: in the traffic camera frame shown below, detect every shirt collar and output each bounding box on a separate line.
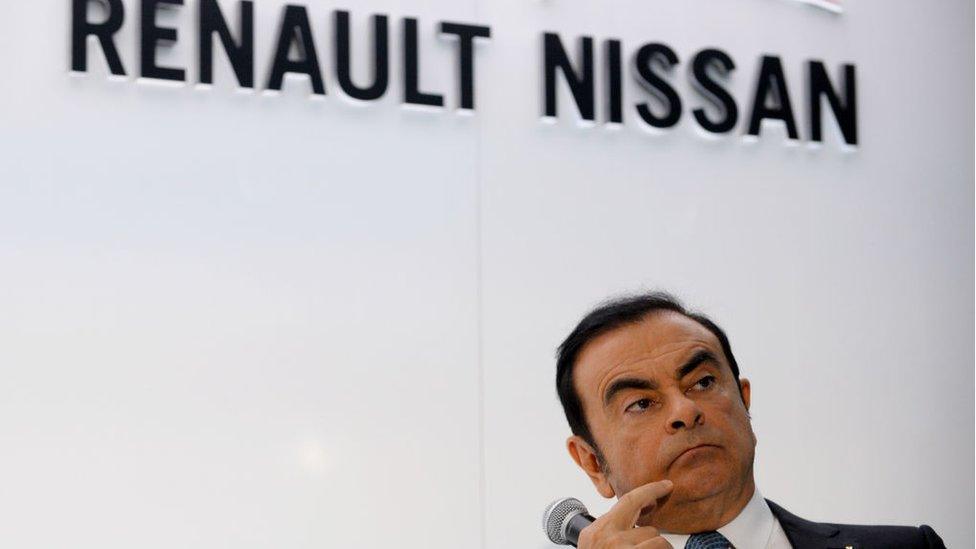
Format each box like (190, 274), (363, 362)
(660, 487), (775, 549)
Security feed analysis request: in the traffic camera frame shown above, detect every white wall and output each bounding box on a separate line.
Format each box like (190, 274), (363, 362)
(0, 0), (972, 548)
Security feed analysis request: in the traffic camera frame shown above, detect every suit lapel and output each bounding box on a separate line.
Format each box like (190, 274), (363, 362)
(765, 499), (860, 549)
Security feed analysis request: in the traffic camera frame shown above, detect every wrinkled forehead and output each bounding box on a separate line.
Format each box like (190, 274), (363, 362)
(572, 311), (724, 396)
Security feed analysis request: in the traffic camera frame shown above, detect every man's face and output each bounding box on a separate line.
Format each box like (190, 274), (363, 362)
(567, 311), (756, 531)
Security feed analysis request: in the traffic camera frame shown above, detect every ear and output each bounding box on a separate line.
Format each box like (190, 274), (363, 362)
(566, 435), (615, 498)
(738, 377), (752, 412)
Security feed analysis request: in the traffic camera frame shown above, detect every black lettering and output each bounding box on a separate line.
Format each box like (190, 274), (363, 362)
(403, 18), (443, 106)
(746, 55), (798, 140)
(439, 22), (491, 110)
(606, 39), (623, 124)
(267, 5), (325, 94)
(633, 43), (682, 129)
(140, 0), (185, 82)
(690, 48), (738, 134)
(335, 11), (389, 101)
(199, 0), (254, 88)
(543, 33), (594, 120)
(808, 61), (857, 145)
(71, 0), (126, 75)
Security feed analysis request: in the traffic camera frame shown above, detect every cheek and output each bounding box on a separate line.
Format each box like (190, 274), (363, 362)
(610, 427), (669, 480)
(713, 401), (755, 453)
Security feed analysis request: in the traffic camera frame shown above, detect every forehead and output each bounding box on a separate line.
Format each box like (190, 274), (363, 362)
(573, 311), (723, 393)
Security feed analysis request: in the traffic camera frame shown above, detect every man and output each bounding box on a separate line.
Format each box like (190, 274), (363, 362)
(556, 292), (945, 549)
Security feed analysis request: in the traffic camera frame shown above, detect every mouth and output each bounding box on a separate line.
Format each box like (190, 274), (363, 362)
(670, 444), (720, 467)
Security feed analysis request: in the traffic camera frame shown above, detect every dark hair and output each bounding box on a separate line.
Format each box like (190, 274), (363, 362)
(555, 292), (742, 452)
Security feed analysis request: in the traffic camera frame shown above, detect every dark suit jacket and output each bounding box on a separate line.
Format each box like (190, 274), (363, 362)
(766, 500), (946, 549)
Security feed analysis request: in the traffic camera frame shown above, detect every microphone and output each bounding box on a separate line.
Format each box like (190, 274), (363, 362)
(542, 497), (595, 546)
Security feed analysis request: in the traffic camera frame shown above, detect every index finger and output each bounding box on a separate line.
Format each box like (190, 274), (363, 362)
(606, 479), (674, 530)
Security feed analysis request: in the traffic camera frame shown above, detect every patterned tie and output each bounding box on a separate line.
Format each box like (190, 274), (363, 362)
(685, 531), (733, 549)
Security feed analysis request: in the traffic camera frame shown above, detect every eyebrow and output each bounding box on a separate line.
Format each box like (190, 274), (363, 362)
(602, 377), (656, 408)
(601, 349), (719, 408)
(677, 349), (718, 380)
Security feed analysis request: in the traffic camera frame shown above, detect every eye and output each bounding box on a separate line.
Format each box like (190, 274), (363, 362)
(690, 375), (716, 392)
(625, 398), (654, 413)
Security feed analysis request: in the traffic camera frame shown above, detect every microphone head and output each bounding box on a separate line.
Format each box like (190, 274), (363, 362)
(542, 497), (588, 545)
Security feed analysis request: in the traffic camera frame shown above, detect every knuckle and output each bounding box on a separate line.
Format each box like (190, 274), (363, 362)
(577, 525), (596, 548)
(653, 537), (673, 548)
(580, 525), (617, 549)
(647, 537), (671, 548)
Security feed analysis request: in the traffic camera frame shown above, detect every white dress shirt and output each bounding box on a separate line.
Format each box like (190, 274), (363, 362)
(660, 487), (793, 549)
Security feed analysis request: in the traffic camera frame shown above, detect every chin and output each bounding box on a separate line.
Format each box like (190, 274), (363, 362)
(669, 464), (730, 501)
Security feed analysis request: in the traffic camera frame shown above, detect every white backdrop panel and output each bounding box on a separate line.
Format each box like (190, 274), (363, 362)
(477, 1), (973, 548)
(0, 1), (482, 548)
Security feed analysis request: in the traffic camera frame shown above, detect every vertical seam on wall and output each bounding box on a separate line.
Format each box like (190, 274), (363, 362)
(473, 3), (487, 549)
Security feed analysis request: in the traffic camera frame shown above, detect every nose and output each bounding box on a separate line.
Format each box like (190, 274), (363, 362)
(666, 393), (704, 433)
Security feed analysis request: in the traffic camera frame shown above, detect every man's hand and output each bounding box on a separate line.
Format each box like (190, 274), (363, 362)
(576, 479), (674, 549)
